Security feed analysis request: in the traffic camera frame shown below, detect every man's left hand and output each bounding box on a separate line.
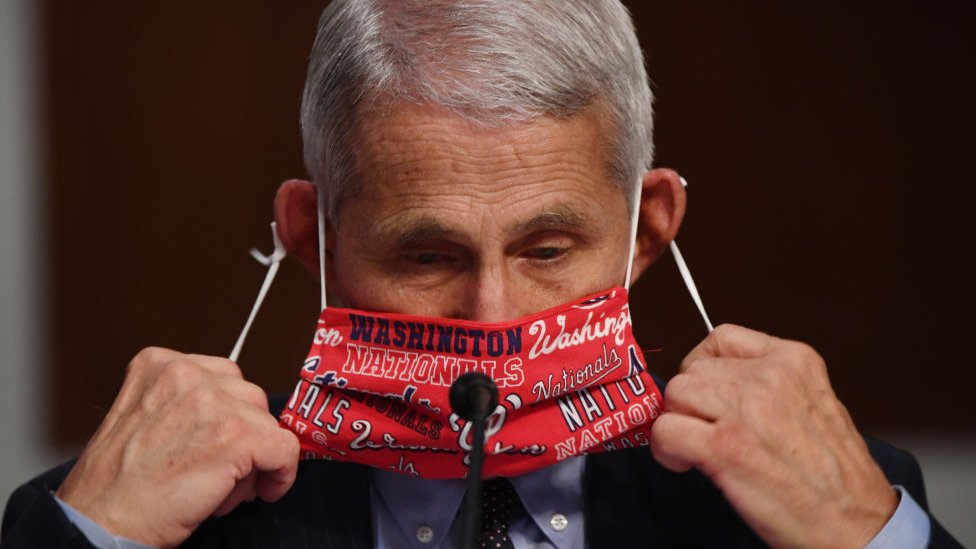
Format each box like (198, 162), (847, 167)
(649, 324), (898, 549)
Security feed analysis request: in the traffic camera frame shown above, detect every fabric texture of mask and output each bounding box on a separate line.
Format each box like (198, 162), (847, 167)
(279, 287), (664, 479)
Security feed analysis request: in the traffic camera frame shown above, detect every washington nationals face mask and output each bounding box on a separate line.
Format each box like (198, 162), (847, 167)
(278, 286), (660, 478)
(230, 177), (713, 479)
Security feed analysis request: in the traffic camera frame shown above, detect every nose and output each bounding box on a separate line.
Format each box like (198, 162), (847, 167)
(453, 264), (520, 323)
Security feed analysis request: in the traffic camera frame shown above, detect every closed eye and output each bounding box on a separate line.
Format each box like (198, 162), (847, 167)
(399, 241), (467, 272)
(513, 230), (577, 267)
(524, 246), (566, 261)
(412, 251), (451, 265)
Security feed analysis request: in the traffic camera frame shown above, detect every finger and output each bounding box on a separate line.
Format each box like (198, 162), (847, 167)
(649, 412), (716, 473)
(253, 429), (300, 502)
(682, 324), (775, 367)
(665, 360), (754, 420)
(214, 470), (257, 517)
(237, 412), (300, 503)
(218, 405), (299, 503)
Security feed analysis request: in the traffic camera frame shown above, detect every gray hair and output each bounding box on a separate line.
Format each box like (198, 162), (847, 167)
(301, 0), (654, 220)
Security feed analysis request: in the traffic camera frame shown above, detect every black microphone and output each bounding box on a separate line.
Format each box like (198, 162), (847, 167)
(449, 372), (500, 549)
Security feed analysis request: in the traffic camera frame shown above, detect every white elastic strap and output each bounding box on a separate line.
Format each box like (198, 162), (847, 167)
(229, 222), (287, 363)
(671, 176), (713, 332)
(317, 189), (328, 311)
(623, 177), (642, 288)
(670, 240), (714, 333)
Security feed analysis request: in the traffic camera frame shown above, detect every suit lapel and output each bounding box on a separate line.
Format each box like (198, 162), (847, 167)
(583, 450), (672, 548)
(271, 460), (374, 549)
(202, 459), (373, 549)
(583, 448), (766, 548)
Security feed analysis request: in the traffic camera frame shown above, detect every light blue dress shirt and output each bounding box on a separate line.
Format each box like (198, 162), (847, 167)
(56, 460), (930, 549)
(371, 457), (586, 549)
(864, 487), (931, 549)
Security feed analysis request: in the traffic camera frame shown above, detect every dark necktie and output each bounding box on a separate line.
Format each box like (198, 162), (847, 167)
(479, 478), (522, 549)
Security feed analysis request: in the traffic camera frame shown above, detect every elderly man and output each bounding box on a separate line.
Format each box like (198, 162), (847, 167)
(1, 1), (961, 548)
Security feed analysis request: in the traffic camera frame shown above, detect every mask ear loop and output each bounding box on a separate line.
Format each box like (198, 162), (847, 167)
(670, 240), (714, 333)
(317, 187), (328, 311)
(229, 188), (327, 363)
(229, 222), (288, 362)
(624, 175), (714, 333)
(623, 177), (642, 289)
(671, 177), (714, 332)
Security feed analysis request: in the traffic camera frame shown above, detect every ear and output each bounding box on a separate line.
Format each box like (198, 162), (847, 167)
(628, 168), (687, 285)
(273, 179), (329, 276)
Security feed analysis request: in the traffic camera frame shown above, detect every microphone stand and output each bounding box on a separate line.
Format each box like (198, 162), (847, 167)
(449, 372), (499, 549)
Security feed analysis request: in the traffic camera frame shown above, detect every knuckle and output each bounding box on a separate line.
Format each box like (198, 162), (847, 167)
(223, 358), (244, 376)
(785, 341), (827, 376)
(755, 362), (786, 390)
(183, 384), (220, 414)
(138, 357), (207, 411)
(210, 356), (244, 378)
(804, 347), (828, 376)
(128, 346), (167, 374)
(240, 381), (269, 408)
(255, 408), (280, 430)
(163, 359), (206, 386)
(826, 397), (848, 422)
(710, 323), (739, 343)
(135, 346), (165, 361)
(708, 324), (747, 356)
(207, 412), (250, 449)
(787, 339), (814, 359)
(219, 414), (247, 439)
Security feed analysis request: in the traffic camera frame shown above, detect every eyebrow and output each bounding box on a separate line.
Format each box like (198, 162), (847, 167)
(385, 217), (463, 249)
(378, 204), (591, 249)
(513, 206), (589, 235)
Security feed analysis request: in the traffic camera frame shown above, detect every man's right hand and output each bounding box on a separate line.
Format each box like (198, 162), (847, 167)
(55, 347), (300, 548)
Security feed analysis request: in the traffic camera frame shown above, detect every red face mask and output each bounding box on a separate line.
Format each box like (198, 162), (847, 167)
(277, 287), (663, 479)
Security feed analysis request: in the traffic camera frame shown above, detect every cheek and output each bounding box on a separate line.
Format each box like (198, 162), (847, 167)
(330, 237), (378, 308)
(354, 282), (466, 317)
(511, 247), (633, 312)
(332, 250), (456, 315)
(564, 244), (631, 293)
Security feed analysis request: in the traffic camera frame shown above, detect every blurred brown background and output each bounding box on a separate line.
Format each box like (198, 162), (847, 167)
(38, 1), (975, 451)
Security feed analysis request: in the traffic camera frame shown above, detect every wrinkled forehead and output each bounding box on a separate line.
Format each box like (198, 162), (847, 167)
(337, 100), (628, 223)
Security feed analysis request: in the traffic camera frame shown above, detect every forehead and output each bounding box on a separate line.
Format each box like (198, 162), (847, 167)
(342, 102), (626, 227)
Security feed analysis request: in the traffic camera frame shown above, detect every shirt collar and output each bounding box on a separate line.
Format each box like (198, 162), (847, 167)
(370, 457), (585, 549)
(371, 466), (467, 548)
(510, 456), (586, 548)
